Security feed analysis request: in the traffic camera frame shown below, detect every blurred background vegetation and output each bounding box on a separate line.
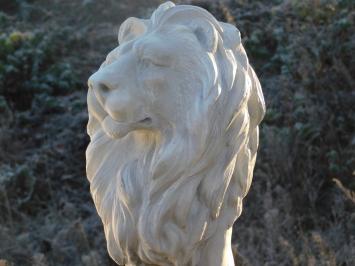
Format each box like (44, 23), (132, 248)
(0, 0), (354, 265)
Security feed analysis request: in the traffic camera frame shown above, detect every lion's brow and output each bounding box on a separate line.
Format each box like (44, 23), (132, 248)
(133, 40), (172, 67)
(119, 42), (133, 54)
(132, 41), (144, 58)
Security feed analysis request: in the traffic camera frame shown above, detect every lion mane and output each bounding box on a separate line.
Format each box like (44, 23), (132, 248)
(86, 2), (265, 265)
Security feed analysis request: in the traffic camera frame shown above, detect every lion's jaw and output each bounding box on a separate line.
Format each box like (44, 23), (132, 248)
(101, 115), (154, 139)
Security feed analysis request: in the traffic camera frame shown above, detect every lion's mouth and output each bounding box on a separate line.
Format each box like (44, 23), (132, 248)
(102, 115), (153, 139)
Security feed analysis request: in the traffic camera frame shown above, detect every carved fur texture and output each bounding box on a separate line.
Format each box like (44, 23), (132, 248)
(86, 2), (265, 265)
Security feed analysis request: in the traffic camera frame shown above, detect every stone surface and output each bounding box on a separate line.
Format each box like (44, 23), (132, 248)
(86, 2), (265, 265)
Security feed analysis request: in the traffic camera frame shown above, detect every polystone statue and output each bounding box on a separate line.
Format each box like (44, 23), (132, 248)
(86, 2), (265, 265)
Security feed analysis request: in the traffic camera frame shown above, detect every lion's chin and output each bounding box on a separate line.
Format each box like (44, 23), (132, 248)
(102, 115), (153, 139)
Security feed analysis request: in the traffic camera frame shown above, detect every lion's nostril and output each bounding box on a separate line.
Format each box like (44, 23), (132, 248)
(139, 117), (152, 124)
(99, 83), (111, 94)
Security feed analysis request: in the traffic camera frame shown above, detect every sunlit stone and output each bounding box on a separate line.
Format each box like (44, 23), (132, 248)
(86, 2), (265, 265)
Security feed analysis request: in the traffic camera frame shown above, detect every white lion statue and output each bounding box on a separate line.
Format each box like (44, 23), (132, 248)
(86, 2), (265, 265)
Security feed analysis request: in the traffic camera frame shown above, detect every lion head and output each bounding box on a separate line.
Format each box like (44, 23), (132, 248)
(86, 2), (265, 265)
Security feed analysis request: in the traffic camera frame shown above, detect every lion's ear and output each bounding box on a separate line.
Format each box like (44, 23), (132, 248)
(190, 20), (218, 53)
(118, 17), (147, 44)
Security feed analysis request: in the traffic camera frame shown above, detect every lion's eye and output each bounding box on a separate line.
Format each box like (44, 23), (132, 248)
(142, 58), (153, 66)
(141, 56), (166, 68)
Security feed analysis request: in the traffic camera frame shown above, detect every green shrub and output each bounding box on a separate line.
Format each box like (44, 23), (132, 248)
(0, 30), (80, 111)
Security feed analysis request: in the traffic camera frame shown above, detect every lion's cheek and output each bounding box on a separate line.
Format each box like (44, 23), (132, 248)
(144, 79), (181, 120)
(142, 76), (168, 102)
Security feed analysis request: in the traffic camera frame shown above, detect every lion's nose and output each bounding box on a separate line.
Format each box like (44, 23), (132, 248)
(88, 72), (115, 105)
